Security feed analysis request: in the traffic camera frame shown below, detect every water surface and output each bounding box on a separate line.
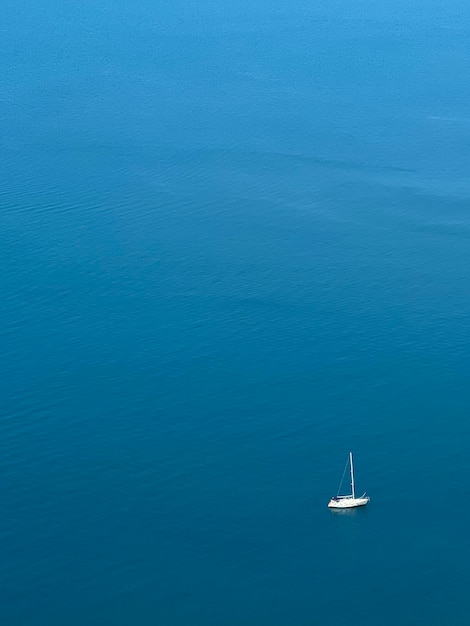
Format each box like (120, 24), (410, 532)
(2, 1), (470, 624)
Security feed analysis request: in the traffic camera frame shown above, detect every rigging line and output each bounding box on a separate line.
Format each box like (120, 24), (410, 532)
(337, 455), (350, 496)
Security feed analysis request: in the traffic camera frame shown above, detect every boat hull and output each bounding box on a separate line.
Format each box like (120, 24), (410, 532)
(328, 496), (370, 509)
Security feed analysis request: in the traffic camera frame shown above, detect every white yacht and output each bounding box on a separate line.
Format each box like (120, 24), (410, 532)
(328, 452), (370, 509)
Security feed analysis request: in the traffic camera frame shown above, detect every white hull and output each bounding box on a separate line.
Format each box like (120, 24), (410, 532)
(328, 496), (370, 509)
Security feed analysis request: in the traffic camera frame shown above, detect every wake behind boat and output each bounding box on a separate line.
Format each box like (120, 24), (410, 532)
(328, 452), (370, 509)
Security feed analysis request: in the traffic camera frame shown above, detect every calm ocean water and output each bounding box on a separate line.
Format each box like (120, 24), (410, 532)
(2, 1), (470, 624)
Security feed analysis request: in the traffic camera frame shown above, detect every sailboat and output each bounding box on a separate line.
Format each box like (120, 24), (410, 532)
(328, 452), (370, 509)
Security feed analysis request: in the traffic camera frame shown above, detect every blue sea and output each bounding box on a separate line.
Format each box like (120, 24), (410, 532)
(2, 1), (470, 624)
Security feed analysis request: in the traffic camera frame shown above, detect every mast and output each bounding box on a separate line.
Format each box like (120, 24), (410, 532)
(350, 452), (355, 499)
